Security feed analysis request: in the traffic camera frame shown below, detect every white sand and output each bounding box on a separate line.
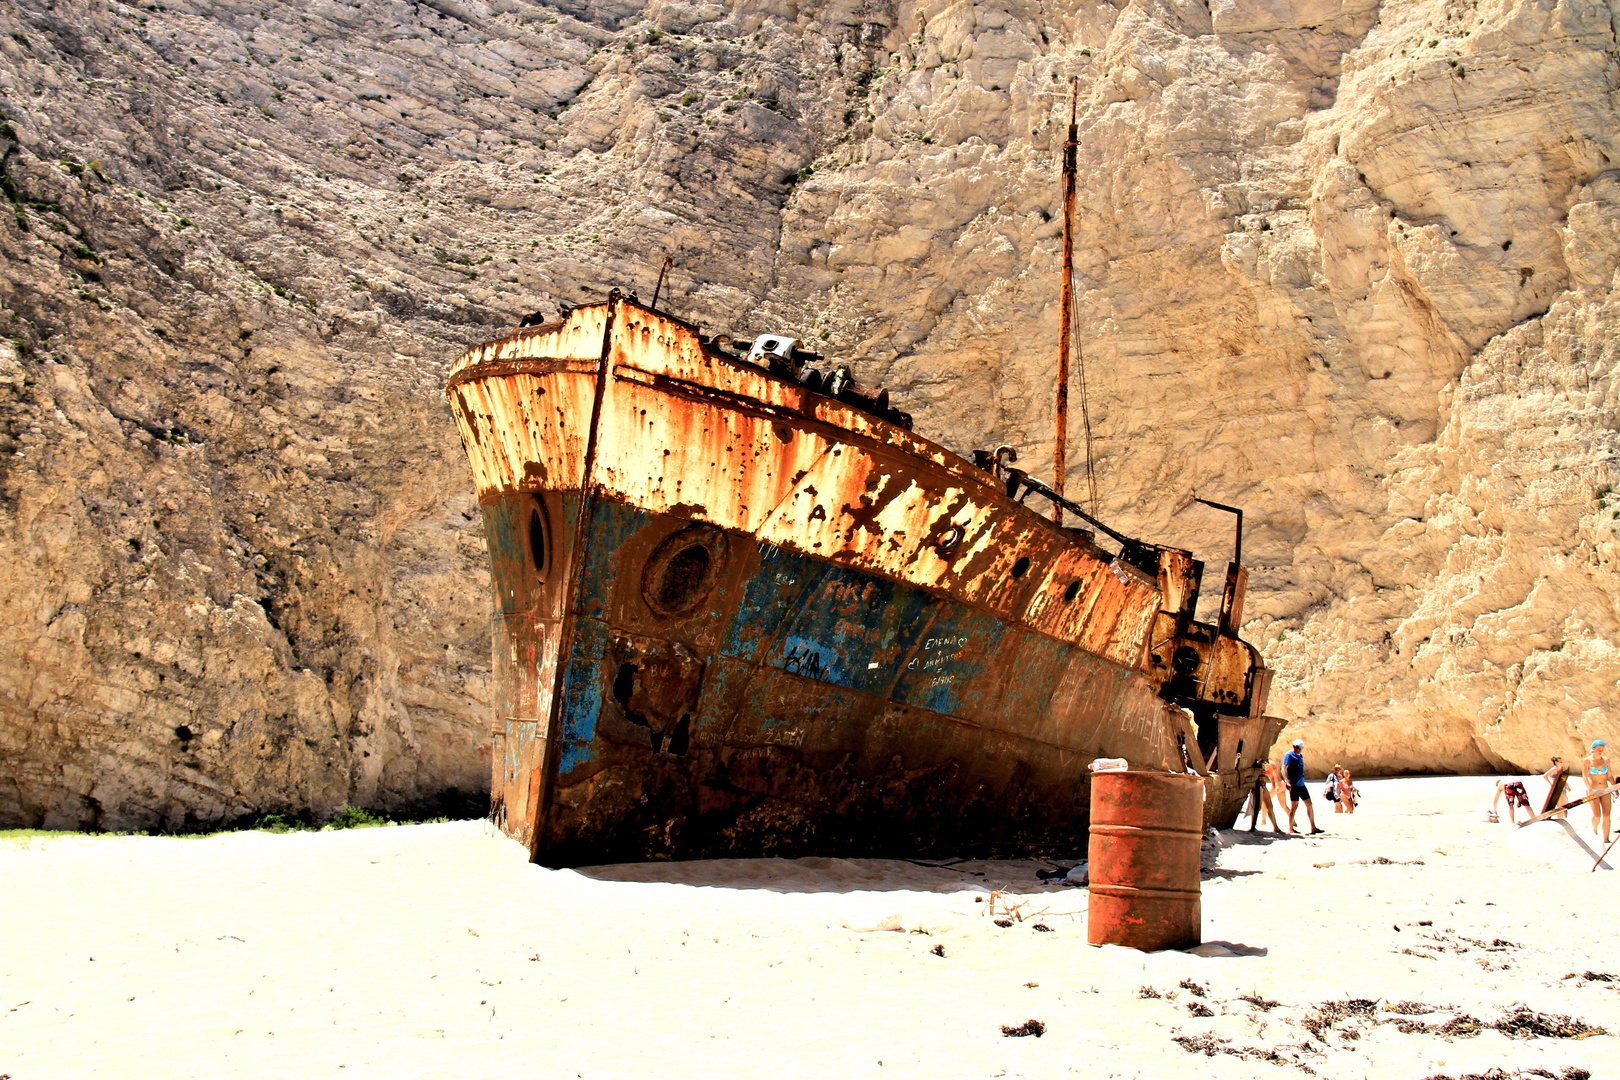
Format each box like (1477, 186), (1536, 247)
(2, 775), (1615, 1079)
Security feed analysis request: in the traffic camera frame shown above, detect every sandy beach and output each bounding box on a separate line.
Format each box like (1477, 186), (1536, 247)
(2, 775), (1614, 1079)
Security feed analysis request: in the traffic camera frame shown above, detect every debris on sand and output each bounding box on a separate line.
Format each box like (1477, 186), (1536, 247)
(1421, 1069), (1589, 1080)
(1356, 856), (1425, 866)
(1000, 1019), (1045, 1037)
(1491, 1006), (1605, 1039)
(1303, 998), (1377, 1040)
(1171, 1033), (1308, 1071)
(1171, 1033), (1230, 1056)
(1387, 1006), (1603, 1040)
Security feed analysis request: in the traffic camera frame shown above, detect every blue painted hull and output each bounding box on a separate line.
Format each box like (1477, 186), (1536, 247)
(495, 494), (1181, 865)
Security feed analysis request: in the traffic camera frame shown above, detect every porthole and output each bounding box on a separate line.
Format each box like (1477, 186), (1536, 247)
(1063, 580), (1081, 602)
(1011, 556), (1031, 579)
(643, 525), (728, 617)
(658, 545), (710, 608)
(524, 496), (550, 583)
(1172, 645), (1201, 676)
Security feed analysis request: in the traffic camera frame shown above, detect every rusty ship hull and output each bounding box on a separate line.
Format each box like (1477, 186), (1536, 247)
(448, 296), (1280, 865)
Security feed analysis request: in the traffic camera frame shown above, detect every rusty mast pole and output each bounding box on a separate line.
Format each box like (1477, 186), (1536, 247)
(651, 256), (672, 311)
(1055, 77), (1078, 523)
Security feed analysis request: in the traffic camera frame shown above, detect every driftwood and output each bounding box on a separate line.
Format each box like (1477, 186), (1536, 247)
(1592, 831), (1619, 872)
(1518, 784), (1614, 828)
(984, 890), (1083, 925)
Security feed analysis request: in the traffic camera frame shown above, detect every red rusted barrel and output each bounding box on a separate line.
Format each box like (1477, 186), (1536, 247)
(1087, 771), (1204, 951)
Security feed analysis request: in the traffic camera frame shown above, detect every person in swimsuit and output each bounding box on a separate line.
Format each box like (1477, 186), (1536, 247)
(1338, 769), (1358, 815)
(1327, 766), (1344, 813)
(1247, 759), (1282, 834)
(1490, 778), (1533, 823)
(1487, 758), (1566, 824)
(1584, 740), (1613, 844)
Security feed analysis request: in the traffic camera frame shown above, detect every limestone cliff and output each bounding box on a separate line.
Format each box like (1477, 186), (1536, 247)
(1, 0), (1616, 827)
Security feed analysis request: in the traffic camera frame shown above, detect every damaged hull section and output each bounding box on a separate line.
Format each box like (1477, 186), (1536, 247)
(449, 298), (1279, 864)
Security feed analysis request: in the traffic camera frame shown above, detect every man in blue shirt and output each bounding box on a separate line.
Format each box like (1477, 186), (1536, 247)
(1283, 738), (1323, 835)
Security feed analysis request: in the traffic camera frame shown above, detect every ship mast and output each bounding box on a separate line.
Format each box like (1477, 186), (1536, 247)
(1055, 79), (1077, 521)
(1054, 76), (1096, 521)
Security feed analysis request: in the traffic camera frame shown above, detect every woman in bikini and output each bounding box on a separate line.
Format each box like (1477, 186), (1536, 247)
(1583, 740), (1613, 844)
(1338, 769), (1358, 815)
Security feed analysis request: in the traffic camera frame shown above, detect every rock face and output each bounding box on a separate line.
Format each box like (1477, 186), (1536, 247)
(1, 0), (1616, 828)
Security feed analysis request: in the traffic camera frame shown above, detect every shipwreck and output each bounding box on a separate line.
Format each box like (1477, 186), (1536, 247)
(445, 290), (1283, 866)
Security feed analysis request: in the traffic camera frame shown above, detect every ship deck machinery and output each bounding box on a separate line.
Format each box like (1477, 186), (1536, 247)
(446, 294), (1282, 864)
(995, 472), (1287, 829)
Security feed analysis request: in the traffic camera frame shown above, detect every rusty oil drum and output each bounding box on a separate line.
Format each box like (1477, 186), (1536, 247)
(1086, 770), (1204, 951)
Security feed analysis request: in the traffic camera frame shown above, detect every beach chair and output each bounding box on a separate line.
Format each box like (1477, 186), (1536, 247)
(1540, 766), (1569, 817)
